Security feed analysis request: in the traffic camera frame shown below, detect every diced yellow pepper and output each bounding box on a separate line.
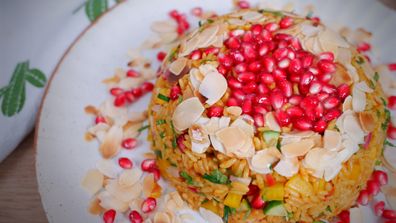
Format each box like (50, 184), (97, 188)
(202, 200), (220, 215)
(224, 192), (243, 209)
(286, 175), (313, 196)
(262, 183), (284, 201)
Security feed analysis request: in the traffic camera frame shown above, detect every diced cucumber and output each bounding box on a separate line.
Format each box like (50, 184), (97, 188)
(263, 201), (287, 216)
(263, 130), (280, 146)
(238, 199), (251, 212)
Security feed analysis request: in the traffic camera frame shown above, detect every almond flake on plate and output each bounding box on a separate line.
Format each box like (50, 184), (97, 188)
(106, 179), (142, 203)
(81, 169), (104, 196)
(118, 168), (143, 187)
(154, 212), (172, 223)
(172, 97), (205, 132)
(151, 20), (177, 33)
(99, 125), (123, 159)
(97, 190), (129, 212)
(96, 159), (120, 178)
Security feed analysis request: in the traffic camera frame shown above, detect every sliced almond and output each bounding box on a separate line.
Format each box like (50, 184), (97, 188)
(224, 106), (242, 119)
(352, 86), (366, 112)
(324, 163), (342, 181)
(265, 112), (281, 131)
(151, 20), (177, 33)
(159, 32), (179, 44)
(250, 148), (281, 174)
(88, 198), (104, 215)
(282, 131), (315, 139)
(199, 64), (218, 76)
(330, 63), (353, 86)
(199, 71), (227, 105)
(105, 180), (142, 203)
(197, 24), (220, 48)
(143, 174), (155, 197)
(274, 157), (299, 178)
(216, 127), (247, 154)
(343, 114), (365, 144)
(281, 138), (315, 158)
(301, 22), (322, 37)
(81, 169), (104, 196)
(231, 117), (255, 137)
(209, 134), (225, 153)
(96, 159), (120, 178)
(319, 27), (350, 48)
(189, 68), (202, 90)
(358, 111), (375, 133)
(129, 198), (144, 211)
(355, 81), (374, 93)
(118, 168), (143, 187)
(323, 130), (342, 151)
(242, 11), (263, 22)
(97, 190), (129, 212)
(191, 140), (210, 154)
(172, 97), (205, 132)
(303, 148), (338, 179)
(343, 95), (353, 111)
(233, 137), (255, 158)
(154, 212), (172, 223)
(99, 125), (123, 159)
(169, 57), (188, 76)
(199, 208), (223, 223)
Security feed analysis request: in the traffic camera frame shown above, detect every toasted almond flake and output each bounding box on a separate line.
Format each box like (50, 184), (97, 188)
(323, 130), (342, 151)
(96, 159), (120, 178)
(99, 100), (129, 126)
(169, 57), (188, 76)
(242, 11), (263, 22)
(85, 105), (99, 115)
(233, 137), (255, 158)
(154, 212), (171, 223)
(281, 139), (315, 158)
(330, 63), (353, 86)
(342, 137), (360, 155)
(358, 111), (375, 133)
(224, 106), (242, 119)
(227, 18), (246, 26)
(106, 180), (142, 203)
(199, 71), (227, 106)
(191, 140), (211, 154)
(265, 112), (281, 131)
(219, 116), (231, 128)
(274, 157), (299, 178)
(141, 36), (162, 49)
(209, 134), (225, 153)
(88, 122), (110, 136)
(216, 127), (247, 154)
(118, 168), (143, 187)
(199, 208), (223, 223)
(81, 169), (104, 196)
(189, 68), (202, 89)
(250, 148), (281, 174)
(143, 174), (155, 197)
(129, 198), (144, 211)
(208, 35), (224, 48)
(99, 125), (123, 159)
(310, 133), (323, 147)
(97, 190), (129, 212)
(343, 95), (353, 111)
(319, 28), (349, 48)
(88, 198), (104, 215)
(324, 163), (342, 181)
(199, 64), (218, 76)
(159, 32), (179, 44)
(151, 20), (177, 33)
(355, 81), (374, 93)
(119, 77), (145, 89)
(231, 117), (255, 137)
(301, 22), (322, 37)
(282, 131), (315, 139)
(336, 147), (354, 163)
(352, 86), (366, 112)
(303, 148), (338, 179)
(172, 97), (205, 132)
(197, 24), (220, 48)
(312, 37), (324, 54)
(204, 117), (221, 134)
(345, 64), (360, 82)
(179, 35), (200, 57)
(343, 114), (365, 144)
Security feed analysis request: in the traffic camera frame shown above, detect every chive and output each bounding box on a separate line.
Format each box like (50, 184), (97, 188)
(159, 131), (166, 138)
(167, 48), (178, 62)
(180, 171), (194, 185)
(201, 199), (209, 204)
(177, 95), (183, 104)
(157, 93), (170, 102)
(170, 121), (177, 148)
(276, 141), (281, 151)
(207, 18), (214, 24)
(223, 206), (232, 223)
(258, 9), (284, 17)
(138, 124), (150, 132)
(369, 80), (375, 89)
(156, 119), (166, 125)
(325, 205), (332, 212)
(203, 169), (230, 184)
(385, 140), (396, 147)
(375, 160), (382, 166)
(381, 109), (391, 131)
(374, 72), (379, 82)
(154, 150), (162, 159)
(356, 56), (365, 64)
(380, 97), (387, 106)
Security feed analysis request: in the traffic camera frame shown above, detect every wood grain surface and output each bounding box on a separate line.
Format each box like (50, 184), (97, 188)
(0, 131), (47, 223)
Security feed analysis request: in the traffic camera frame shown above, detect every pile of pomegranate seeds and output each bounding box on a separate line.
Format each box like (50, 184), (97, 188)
(110, 79), (154, 107)
(169, 10), (190, 36)
(209, 18), (349, 133)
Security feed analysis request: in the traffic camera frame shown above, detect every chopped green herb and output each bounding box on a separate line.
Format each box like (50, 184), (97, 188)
(167, 48), (178, 62)
(276, 141), (281, 151)
(156, 119), (166, 125)
(369, 80), (375, 89)
(376, 110), (381, 118)
(198, 20), (203, 27)
(159, 131), (166, 139)
(207, 18), (214, 24)
(138, 124), (150, 132)
(381, 109), (391, 131)
(258, 9), (284, 17)
(180, 171), (194, 185)
(385, 140), (396, 147)
(170, 121), (178, 148)
(223, 206), (235, 223)
(157, 93), (170, 102)
(201, 199), (209, 204)
(154, 150), (162, 159)
(325, 205), (332, 212)
(375, 160), (382, 166)
(374, 72), (380, 82)
(286, 212), (294, 221)
(381, 97), (388, 106)
(306, 11), (314, 19)
(356, 56), (365, 64)
(177, 95), (183, 104)
(203, 169), (230, 184)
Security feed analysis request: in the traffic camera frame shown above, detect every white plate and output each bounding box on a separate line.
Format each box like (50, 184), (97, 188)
(36, 0), (396, 222)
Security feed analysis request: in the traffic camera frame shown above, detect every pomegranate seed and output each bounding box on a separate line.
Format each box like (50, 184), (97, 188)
(255, 94), (270, 106)
(260, 30), (272, 42)
(103, 209), (116, 223)
(189, 50), (202, 60)
(152, 168), (161, 181)
(314, 103), (324, 119)
(273, 69), (287, 80)
(286, 106), (304, 118)
(242, 31), (254, 42)
(293, 118), (313, 130)
(242, 82), (258, 94)
(131, 88), (143, 98)
(251, 193), (265, 209)
(256, 83), (269, 95)
(190, 7), (203, 17)
(389, 63), (396, 71)
(110, 87), (124, 96)
(246, 184), (260, 196)
(207, 106), (223, 117)
(114, 94), (126, 107)
(316, 92), (329, 102)
(288, 95), (302, 105)
(226, 97), (239, 106)
(300, 72), (314, 86)
(232, 90), (246, 102)
(118, 157), (133, 169)
(383, 210), (396, 219)
(228, 78), (243, 89)
(309, 81), (323, 94)
(170, 85), (181, 100)
(301, 54), (314, 68)
(264, 22), (279, 32)
(318, 60), (336, 74)
(217, 65), (228, 75)
(225, 37), (241, 49)
(324, 109), (341, 122)
(141, 197), (157, 213)
(260, 72), (275, 85)
(277, 80), (292, 97)
(248, 61), (262, 72)
(122, 138), (137, 149)
(237, 72), (256, 83)
(127, 69), (140, 78)
(230, 50), (245, 63)
(323, 97), (340, 109)
(338, 210), (350, 223)
(141, 159), (157, 172)
(141, 82), (154, 93)
(218, 53), (234, 67)
(278, 58), (290, 69)
(250, 24), (263, 35)
(273, 48), (288, 60)
(258, 44), (269, 56)
(357, 189), (369, 206)
(204, 47), (220, 55)
(388, 96), (396, 110)
(254, 105), (268, 115)
(318, 52), (335, 61)
(308, 67), (320, 75)
(367, 179), (380, 196)
(388, 124), (396, 139)
(337, 84), (350, 100)
(169, 10), (180, 19)
(373, 170), (388, 186)
(318, 73), (333, 83)
(123, 92), (134, 103)
(129, 210), (143, 223)
(289, 58), (302, 74)
(289, 37), (302, 51)
(95, 116), (106, 124)
(374, 201), (386, 216)
(322, 84), (337, 94)
(279, 16), (293, 29)
(156, 51), (166, 61)
(234, 63), (248, 73)
(237, 0), (250, 9)
(177, 135), (186, 153)
(270, 90), (285, 110)
(242, 99), (253, 114)
(262, 57), (275, 72)
(241, 43), (257, 60)
(313, 119), (327, 133)
(357, 42), (371, 52)
(253, 113), (265, 127)
(300, 95), (319, 110)
(275, 110), (291, 127)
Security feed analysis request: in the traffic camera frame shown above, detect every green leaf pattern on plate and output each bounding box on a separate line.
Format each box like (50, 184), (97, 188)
(0, 61), (47, 117)
(85, 0), (108, 22)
